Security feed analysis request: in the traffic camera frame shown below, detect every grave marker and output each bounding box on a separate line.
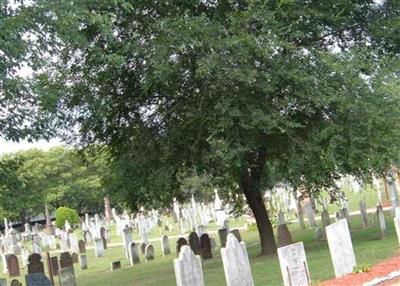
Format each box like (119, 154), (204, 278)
(128, 242), (140, 265)
(200, 233), (212, 260)
(325, 219), (356, 278)
(188, 232), (201, 256)
(25, 273), (52, 286)
(145, 244), (155, 262)
(79, 254), (88, 270)
(277, 242), (310, 286)
(176, 238), (187, 257)
(218, 228), (228, 248)
(27, 254), (44, 274)
(221, 234), (254, 286)
(94, 238), (105, 258)
(59, 266), (77, 286)
(161, 235), (171, 256)
(174, 245), (204, 286)
(6, 254), (20, 277)
(111, 261), (121, 271)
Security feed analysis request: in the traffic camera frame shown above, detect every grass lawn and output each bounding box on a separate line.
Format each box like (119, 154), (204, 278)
(36, 211), (400, 286)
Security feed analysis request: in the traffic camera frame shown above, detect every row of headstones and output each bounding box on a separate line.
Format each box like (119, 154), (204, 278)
(174, 218), (396, 286)
(2, 251), (79, 286)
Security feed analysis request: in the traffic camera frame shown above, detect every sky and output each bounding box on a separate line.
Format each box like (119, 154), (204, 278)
(0, 138), (62, 155)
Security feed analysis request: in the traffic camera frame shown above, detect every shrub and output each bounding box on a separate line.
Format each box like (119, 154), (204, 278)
(55, 207), (79, 229)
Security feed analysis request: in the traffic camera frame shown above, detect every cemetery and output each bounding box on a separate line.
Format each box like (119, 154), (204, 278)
(1, 1), (400, 285)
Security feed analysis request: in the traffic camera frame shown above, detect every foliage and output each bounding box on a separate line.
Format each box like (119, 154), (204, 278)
(5, 0), (400, 253)
(353, 264), (371, 274)
(55, 206), (79, 229)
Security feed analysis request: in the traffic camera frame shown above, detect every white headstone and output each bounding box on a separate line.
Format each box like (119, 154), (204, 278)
(221, 234), (254, 286)
(122, 227), (133, 259)
(325, 219), (356, 278)
(174, 245), (204, 286)
(277, 242), (310, 286)
(94, 238), (104, 258)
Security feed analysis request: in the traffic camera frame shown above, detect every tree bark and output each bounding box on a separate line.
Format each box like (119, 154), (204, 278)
(240, 149), (277, 255)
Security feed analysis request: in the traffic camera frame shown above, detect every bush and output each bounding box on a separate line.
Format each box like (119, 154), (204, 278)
(55, 207), (79, 229)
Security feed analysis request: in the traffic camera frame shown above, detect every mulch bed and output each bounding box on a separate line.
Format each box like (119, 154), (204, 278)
(321, 255), (400, 286)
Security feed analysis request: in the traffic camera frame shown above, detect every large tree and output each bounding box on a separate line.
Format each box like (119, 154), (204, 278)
(10, 0), (400, 254)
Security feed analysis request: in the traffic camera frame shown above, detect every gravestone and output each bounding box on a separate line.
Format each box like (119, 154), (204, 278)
(200, 233), (213, 260)
(174, 245), (204, 286)
(341, 208), (351, 226)
(377, 205), (387, 238)
(10, 279), (22, 286)
(59, 266), (77, 286)
(94, 238), (105, 257)
(50, 256), (59, 276)
(176, 238), (187, 257)
(303, 202), (316, 227)
(197, 225), (205, 236)
(7, 254), (20, 277)
(325, 219), (356, 278)
(71, 253), (78, 264)
(161, 235), (171, 256)
(140, 243), (147, 255)
(277, 224), (293, 247)
(188, 232), (202, 256)
(128, 242), (140, 265)
(210, 237), (217, 250)
(321, 209), (331, 228)
(145, 244), (155, 262)
(100, 227), (107, 249)
(218, 228), (228, 248)
(122, 226), (133, 259)
(359, 200), (369, 229)
(59, 252), (73, 269)
(277, 242), (310, 286)
(25, 273), (52, 286)
(221, 234), (254, 286)
(78, 240), (86, 254)
(230, 229), (242, 242)
(0, 279), (6, 286)
(111, 261), (121, 271)
(315, 227), (325, 242)
(79, 254), (88, 270)
(27, 254), (44, 274)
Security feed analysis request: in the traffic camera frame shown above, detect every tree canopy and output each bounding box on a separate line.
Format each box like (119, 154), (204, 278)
(3, 0), (400, 254)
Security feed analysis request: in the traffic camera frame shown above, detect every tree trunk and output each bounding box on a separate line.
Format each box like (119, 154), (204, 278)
(240, 149), (277, 255)
(243, 184), (277, 255)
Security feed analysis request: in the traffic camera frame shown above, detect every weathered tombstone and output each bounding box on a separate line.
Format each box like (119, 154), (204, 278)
(200, 233), (213, 260)
(0, 278), (6, 286)
(377, 205), (387, 238)
(27, 253), (44, 274)
(387, 174), (399, 216)
(25, 273), (52, 286)
(188, 232), (202, 256)
(277, 242), (310, 286)
(325, 219), (356, 278)
(78, 254), (88, 270)
(174, 245), (204, 286)
(50, 256), (59, 276)
(111, 261), (121, 271)
(230, 229), (242, 242)
(78, 240), (86, 254)
(321, 209), (331, 228)
(176, 238), (187, 257)
(10, 279), (22, 286)
(303, 202), (316, 227)
(94, 238), (105, 257)
(71, 253), (78, 264)
(210, 237), (217, 250)
(359, 200), (369, 229)
(315, 227), (325, 242)
(128, 242), (140, 265)
(218, 228), (228, 248)
(161, 235), (171, 256)
(59, 266), (77, 286)
(6, 254), (20, 277)
(122, 226), (133, 259)
(340, 208), (351, 226)
(394, 217), (400, 246)
(277, 224), (293, 247)
(60, 252), (73, 269)
(140, 243), (147, 255)
(335, 211), (342, 221)
(145, 244), (155, 262)
(221, 234), (254, 286)
(197, 225), (205, 236)
(297, 198), (306, 230)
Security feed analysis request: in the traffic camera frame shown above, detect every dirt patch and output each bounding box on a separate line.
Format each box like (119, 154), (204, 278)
(321, 256), (400, 286)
